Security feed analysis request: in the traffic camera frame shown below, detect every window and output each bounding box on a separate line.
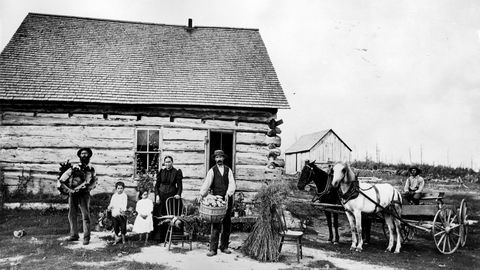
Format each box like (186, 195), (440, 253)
(135, 129), (160, 176)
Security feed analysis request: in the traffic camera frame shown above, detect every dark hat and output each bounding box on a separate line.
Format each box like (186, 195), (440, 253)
(408, 166), (422, 175)
(77, 148), (93, 158)
(212, 149), (227, 158)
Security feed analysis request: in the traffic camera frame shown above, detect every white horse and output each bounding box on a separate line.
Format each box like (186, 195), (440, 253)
(331, 163), (403, 253)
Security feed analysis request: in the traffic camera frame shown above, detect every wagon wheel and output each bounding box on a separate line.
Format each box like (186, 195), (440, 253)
(432, 207), (463, 254)
(459, 199), (468, 247)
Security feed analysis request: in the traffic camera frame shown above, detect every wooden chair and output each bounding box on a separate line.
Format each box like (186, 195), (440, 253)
(278, 209), (304, 262)
(164, 197), (192, 250)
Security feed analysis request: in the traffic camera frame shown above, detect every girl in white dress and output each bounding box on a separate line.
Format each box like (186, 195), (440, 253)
(133, 189), (154, 244)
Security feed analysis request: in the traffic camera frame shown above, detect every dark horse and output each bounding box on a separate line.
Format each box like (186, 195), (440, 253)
(297, 161), (340, 244)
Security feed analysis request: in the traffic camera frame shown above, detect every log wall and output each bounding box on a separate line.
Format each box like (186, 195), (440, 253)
(0, 106), (282, 201)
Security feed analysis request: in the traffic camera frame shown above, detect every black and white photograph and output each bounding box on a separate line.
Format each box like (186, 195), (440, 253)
(0, 1), (479, 269)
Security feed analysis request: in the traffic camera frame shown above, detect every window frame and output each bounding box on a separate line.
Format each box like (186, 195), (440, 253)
(134, 128), (161, 177)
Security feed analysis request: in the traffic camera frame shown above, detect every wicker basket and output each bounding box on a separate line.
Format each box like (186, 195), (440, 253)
(199, 203), (227, 223)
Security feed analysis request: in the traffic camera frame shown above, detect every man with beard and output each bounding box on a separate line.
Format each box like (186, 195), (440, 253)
(199, 150), (236, 256)
(59, 148), (97, 245)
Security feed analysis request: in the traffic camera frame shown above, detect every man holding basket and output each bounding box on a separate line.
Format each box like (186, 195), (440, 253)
(199, 150), (236, 257)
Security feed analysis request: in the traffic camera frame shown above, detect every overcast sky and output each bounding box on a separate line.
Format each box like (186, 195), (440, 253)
(1, 0), (479, 170)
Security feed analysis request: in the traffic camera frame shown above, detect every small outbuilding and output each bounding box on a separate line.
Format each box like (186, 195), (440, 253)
(285, 129), (351, 173)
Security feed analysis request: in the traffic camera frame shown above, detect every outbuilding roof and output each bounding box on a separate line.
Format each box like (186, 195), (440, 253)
(0, 13), (289, 109)
(285, 129), (352, 154)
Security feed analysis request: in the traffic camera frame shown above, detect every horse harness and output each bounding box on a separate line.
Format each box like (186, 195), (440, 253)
(306, 165), (333, 202)
(339, 179), (402, 219)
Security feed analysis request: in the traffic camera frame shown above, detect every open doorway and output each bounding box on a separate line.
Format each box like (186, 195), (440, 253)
(208, 131), (234, 170)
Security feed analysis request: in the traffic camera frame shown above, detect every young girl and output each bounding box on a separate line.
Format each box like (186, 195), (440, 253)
(132, 189), (154, 245)
(107, 181), (128, 245)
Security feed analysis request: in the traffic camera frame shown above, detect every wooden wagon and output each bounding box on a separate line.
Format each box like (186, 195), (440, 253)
(311, 192), (477, 254)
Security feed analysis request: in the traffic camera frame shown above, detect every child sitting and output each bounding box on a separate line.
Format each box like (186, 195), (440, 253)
(133, 189), (154, 245)
(108, 181), (128, 244)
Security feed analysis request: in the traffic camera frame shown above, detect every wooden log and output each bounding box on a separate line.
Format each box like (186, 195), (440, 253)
(0, 135), (133, 149)
(236, 152), (268, 166)
(177, 164), (206, 178)
(1, 106), (276, 123)
(203, 119), (237, 129)
(265, 136), (281, 147)
(163, 140), (205, 151)
(235, 144), (269, 156)
(182, 178), (206, 191)
(0, 148), (133, 165)
(161, 151), (205, 165)
(236, 132), (267, 145)
(174, 118), (203, 125)
(235, 165), (267, 181)
(237, 122), (269, 132)
(235, 180), (266, 192)
(1, 163), (134, 178)
(0, 125), (133, 139)
(162, 128), (207, 141)
(268, 148), (281, 158)
(137, 116), (171, 125)
(266, 127), (282, 137)
(272, 158), (285, 168)
(1, 112), (270, 132)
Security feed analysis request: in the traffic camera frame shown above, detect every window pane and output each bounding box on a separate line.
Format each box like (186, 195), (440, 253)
(148, 153), (159, 174)
(136, 153), (148, 175)
(137, 130), (148, 151)
(149, 130), (159, 151)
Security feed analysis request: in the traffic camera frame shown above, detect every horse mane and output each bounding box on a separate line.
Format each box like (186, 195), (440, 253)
(344, 163), (356, 183)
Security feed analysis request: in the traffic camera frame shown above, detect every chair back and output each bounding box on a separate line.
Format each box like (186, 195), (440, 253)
(166, 197), (186, 216)
(276, 207), (288, 233)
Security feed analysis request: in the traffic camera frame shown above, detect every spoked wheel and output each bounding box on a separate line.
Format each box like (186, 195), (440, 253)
(459, 199), (468, 247)
(432, 207), (463, 254)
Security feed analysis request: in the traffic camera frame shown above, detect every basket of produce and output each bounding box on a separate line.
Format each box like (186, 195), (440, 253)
(199, 195), (227, 223)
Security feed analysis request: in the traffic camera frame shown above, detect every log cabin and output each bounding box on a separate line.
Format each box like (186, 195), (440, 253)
(0, 13), (289, 201)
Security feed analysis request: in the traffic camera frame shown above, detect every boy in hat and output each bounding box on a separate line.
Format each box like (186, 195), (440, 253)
(59, 147), (97, 245)
(199, 150), (236, 256)
(403, 166), (424, 205)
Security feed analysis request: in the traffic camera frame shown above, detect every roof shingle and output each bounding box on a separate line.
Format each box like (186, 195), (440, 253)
(0, 13), (289, 109)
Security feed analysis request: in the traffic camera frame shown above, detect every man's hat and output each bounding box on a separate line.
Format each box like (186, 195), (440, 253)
(77, 148), (93, 158)
(408, 166), (422, 175)
(212, 149), (227, 158)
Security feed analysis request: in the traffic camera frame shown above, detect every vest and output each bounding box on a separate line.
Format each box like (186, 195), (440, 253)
(210, 166), (230, 197)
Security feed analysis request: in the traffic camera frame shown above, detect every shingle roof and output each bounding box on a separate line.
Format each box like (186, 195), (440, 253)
(0, 13), (289, 109)
(285, 129), (352, 154)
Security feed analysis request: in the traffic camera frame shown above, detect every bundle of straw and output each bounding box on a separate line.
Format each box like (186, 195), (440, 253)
(242, 181), (288, 262)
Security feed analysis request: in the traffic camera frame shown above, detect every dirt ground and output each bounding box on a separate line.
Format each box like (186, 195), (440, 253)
(1, 182), (479, 269)
(287, 184), (480, 270)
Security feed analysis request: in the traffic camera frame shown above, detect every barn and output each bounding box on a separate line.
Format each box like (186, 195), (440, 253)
(0, 13), (289, 201)
(285, 129), (351, 174)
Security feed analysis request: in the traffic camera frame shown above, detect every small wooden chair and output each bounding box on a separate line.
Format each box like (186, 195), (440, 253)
(164, 197), (192, 250)
(278, 209), (303, 262)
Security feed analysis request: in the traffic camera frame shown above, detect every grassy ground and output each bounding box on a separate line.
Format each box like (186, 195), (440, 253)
(0, 209), (168, 269)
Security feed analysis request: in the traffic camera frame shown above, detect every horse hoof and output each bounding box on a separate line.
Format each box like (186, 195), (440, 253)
(356, 248), (363, 252)
(385, 249), (391, 253)
(333, 241), (339, 245)
(394, 250), (400, 254)
(350, 246), (356, 251)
